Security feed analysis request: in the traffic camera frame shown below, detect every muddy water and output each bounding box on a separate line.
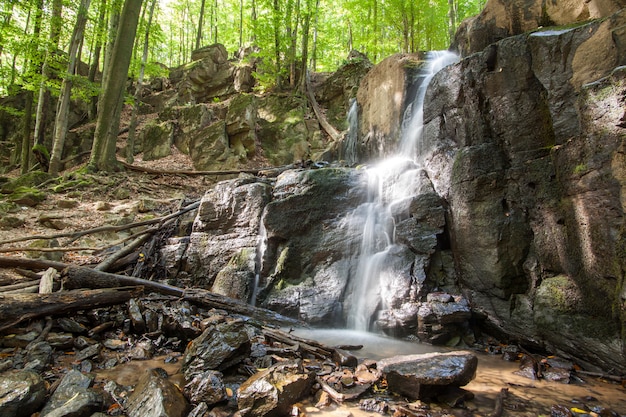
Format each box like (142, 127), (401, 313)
(93, 330), (625, 416)
(294, 329), (626, 417)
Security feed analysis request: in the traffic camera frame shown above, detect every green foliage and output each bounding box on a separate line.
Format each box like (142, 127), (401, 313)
(0, 0), (486, 97)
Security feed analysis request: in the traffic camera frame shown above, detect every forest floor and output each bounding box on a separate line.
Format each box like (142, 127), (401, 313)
(0, 145), (213, 271)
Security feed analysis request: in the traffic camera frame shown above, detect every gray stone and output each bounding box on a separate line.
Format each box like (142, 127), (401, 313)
(182, 319), (251, 378)
(0, 370), (47, 417)
(40, 370), (102, 417)
(183, 370), (226, 405)
(377, 351), (478, 400)
(126, 368), (189, 417)
(237, 360), (314, 417)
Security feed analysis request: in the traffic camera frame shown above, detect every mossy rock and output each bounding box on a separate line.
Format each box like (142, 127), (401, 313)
(1, 171), (52, 194)
(8, 187), (47, 207)
(0, 215), (25, 230)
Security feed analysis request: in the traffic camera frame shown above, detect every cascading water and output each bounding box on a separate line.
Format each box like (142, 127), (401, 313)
(345, 51), (459, 331)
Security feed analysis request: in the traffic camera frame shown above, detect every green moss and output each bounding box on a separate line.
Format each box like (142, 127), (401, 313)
(1, 171), (52, 194)
(8, 186), (46, 206)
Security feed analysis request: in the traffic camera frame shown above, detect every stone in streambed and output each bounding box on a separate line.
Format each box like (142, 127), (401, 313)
(377, 351), (477, 400)
(237, 360), (314, 417)
(40, 369), (102, 417)
(126, 368), (189, 417)
(0, 370), (47, 417)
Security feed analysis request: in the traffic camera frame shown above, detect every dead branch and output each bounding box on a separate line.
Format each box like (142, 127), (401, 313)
(61, 265), (303, 327)
(262, 327), (332, 359)
(0, 287), (143, 331)
(0, 256), (69, 272)
(95, 231), (152, 272)
(0, 279), (41, 293)
(315, 376), (345, 403)
(0, 200), (200, 247)
(118, 160), (300, 177)
(305, 70), (342, 142)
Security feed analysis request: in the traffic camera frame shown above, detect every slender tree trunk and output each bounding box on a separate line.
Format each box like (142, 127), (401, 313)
(88, 0), (108, 119)
(309, 0), (319, 71)
(89, 0), (143, 172)
(33, 0), (63, 160)
(196, 0), (206, 50)
(20, 0), (44, 174)
(273, 0), (281, 86)
(126, 0), (156, 163)
(238, 0), (243, 49)
(299, 1), (311, 92)
(49, 0), (92, 176)
(448, 0), (457, 42)
(250, 0), (257, 43)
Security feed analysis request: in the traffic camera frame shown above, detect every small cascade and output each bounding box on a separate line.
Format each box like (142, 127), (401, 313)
(251, 209), (268, 306)
(345, 51), (458, 331)
(342, 99), (360, 166)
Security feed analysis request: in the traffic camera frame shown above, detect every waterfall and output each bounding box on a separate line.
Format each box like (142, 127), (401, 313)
(251, 209), (268, 306)
(345, 51), (458, 331)
(342, 99), (359, 166)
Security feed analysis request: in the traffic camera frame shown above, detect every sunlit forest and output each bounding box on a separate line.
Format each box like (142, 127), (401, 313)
(1, 0), (485, 96)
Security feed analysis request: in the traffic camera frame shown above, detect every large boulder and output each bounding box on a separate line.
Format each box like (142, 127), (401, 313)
(126, 368), (189, 417)
(451, 0), (626, 56)
(354, 53), (426, 160)
(163, 176), (272, 292)
(377, 351), (478, 400)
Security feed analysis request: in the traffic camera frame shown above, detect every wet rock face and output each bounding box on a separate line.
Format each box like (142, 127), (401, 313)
(181, 319), (252, 378)
(377, 351), (478, 400)
(40, 369), (103, 417)
(417, 15), (626, 371)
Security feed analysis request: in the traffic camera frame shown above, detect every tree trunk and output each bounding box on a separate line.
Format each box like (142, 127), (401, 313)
(448, 0), (457, 43)
(49, 0), (92, 176)
(88, 0), (108, 119)
(196, 0), (206, 50)
(20, 0), (44, 174)
(89, 0), (143, 172)
(0, 288), (142, 331)
(126, 0), (157, 164)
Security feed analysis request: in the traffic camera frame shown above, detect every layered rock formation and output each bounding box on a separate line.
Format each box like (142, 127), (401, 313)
(164, 7), (626, 374)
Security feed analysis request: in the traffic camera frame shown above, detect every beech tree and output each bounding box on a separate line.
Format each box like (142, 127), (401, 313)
(49, 0), (92, 176)
(89, 0), (143, 172)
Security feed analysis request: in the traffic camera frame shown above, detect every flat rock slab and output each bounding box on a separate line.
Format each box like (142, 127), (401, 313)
(377, 351), (478, 400)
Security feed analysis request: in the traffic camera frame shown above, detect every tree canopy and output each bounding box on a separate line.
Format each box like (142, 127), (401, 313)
(0, 0), (484, 172)
(1, 0), (484, 96)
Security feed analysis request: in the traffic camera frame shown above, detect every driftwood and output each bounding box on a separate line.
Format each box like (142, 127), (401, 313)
(262, 326), (332, 359)
(0, 287), (143, 331)
(61, 265), (302, 327)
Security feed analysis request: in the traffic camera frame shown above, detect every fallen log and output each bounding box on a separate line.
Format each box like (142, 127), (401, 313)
(0, 256), (69, 272)
(61, 265), (302, 327)
(0, 287), (143, 331)
(118, 160), (300, 177)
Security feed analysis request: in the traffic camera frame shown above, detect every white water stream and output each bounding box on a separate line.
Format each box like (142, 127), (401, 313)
(345, 51), (459, 331)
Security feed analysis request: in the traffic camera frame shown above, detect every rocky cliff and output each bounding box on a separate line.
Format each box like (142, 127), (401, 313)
(162, 4), (626, 373)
